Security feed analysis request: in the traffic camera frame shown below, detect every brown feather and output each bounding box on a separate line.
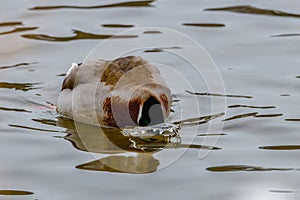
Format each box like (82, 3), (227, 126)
(61, 66), (79, 91)
(101, 56), (149, 87)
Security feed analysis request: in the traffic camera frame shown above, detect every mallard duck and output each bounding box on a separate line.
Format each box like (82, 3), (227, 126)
(57, 56), (171, 128)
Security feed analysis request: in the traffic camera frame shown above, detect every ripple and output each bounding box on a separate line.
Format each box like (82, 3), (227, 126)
(179, 144), (221, 150)
(123, 123), (180, 144)
(207, 165), (293, 172)
(182, 23), (225, 27)
(0, 82), (41, 91)
(143, 30), (162, 34)
(0, 62), (38, 70)
(197, 133), (227, 136)
(269, 190), (297, 194)
(174, 112), (225, 126)
(0, 27), (38, 36)
(29, 0), (154, 10)
(32, 118), (57, 126)
(228, 104), (275, 109)
(186, 90), (253, 99)
(132, 142), (221, 150)
(280, 94), (291, 96)
(144, 46), (182, 53)
(285, 118), (300, 122)
(22, 29), (138, 42)
(144, 48), (163, 53)
(0, 190), (33, 195)
(271, 33), (300, 37)
(259, 145), (300, 150)
(101, 24), (134, 28)
(204, 5), (300, 19)
(0, 22), (23, 27)
(223, 112), (258, 121)
(254, 114), (283, 118)
(9, 124), (61, 133)
(0, 106), (31, 113)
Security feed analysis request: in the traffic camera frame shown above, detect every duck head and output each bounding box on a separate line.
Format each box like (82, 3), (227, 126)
(137, 95), (164, 126)
(106, 83), (171, 128)
(130, 85), (170, 127)
(99, 56), (172, 128)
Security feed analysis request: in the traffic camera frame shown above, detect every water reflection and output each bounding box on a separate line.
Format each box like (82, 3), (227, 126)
(143, 30), (162, 34)
(55, 117), (220, 174)
(144, 46), (182, 53)
(0, 62), (38, 70)
(144, 48), (163, 53)
(197, 133), (227, 137)
(280, 94), (291, 96)
(59, 117), (220, 153)
(223, 112), (257, 121)
(259, 145), (300, 150)
(0, 82), (40, 91)
(0, 190), (33, 196)
(186, 90), (253, 99)
(207, 165), (294, 172)
(271, 33), (300, 37)
(228, 104), (276, 109)
(60, 119), (147, 154)
(285, 118), (300, 122)
(205, 5), (300, 19)
(0, 27), (38, 36)
(0, 106), (31, 113)
(76, 154), (159, 174)
(101, 24), (134, 28)
(254, 114), (283, 118)
(174, 112), (224, 126)
(269, 190), (297, 194)
(182, 23), (225, 28)
(9, 124), (61, 133)
(0, 22), (23, 27)
(22, 30), (138, 42)
(0, 0), (299, 197)
(32, 118), (57, 126)
(29, 0), (154, 10)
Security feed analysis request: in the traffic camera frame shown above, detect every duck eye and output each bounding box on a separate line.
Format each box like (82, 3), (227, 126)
(138, 96), (164, 126)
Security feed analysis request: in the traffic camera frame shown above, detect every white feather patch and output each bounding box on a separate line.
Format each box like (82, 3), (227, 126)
(137, 104), (143, 124)
(66, 63), (78, 76)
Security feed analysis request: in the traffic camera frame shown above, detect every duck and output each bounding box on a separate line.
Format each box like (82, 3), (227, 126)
(57, 56), (171, 128)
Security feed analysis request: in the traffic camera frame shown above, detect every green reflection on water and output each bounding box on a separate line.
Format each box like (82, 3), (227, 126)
(207, 165), (294, 172)
(0, 22), (23, 27)
(0, 190), (33, 195)
(182, 23), (225, 27)
(22, 29), (138, 42)
(0, 82), (41, 91)
(0, 27), (38, 36)
(205, 5), (300, 19)
(29, 0), (155, 10)
(101, 24), (134, 28)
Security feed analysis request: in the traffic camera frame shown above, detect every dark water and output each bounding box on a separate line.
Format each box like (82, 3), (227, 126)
(0, 0), (300, 199)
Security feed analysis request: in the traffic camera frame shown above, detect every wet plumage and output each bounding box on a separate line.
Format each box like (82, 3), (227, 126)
(57, 56), (171, 128)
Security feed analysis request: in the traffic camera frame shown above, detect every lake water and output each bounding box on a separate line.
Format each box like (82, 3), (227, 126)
(0, 0), (300, 199)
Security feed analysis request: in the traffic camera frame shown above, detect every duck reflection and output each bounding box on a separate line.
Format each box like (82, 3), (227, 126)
(57, 117), (163, 173)
(76, 154), (159, 174)
(56, 116), (219, 174)
(57, 116), (159, 154)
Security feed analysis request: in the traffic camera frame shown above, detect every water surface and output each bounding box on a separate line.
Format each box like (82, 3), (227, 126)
(0, 0), (300, 200)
